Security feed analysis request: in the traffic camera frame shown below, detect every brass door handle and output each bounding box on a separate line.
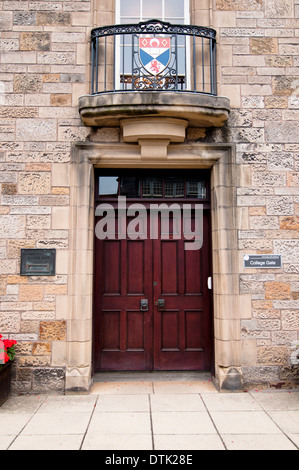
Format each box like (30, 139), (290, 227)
(157, 299), (165, 311)
(140, 299), (148, 311)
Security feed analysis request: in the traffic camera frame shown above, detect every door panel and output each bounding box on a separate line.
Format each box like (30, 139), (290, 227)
(127, 241), (145, 295)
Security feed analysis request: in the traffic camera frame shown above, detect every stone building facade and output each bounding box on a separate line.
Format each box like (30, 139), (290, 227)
(0, 0), (298, 394)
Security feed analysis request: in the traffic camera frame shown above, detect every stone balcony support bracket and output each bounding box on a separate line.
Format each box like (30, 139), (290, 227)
(121, 117), (188, 159)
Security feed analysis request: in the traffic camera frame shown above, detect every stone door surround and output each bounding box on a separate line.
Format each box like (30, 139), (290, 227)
(65, 141), (244, 392)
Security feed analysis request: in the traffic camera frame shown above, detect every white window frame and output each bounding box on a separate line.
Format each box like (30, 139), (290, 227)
(115, 0), (190, 90)
(116, 0), (190, 24)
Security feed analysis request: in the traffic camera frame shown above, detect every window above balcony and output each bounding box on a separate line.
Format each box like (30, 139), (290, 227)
(78, 16), (230, 130)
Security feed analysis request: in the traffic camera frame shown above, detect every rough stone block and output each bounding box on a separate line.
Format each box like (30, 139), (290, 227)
(282, 310), (299, 330)
(14, 74), (43, 93)
(1, 51), (37, 64)
(39, 321), (67, 341)
(19, 172), (51, 195)
(20, 32), (51, 51)
(0, 215), (26, 239)
(265, 0), (294, 18)
(27, 215), (51, 230)
(242, 366), (280, 385)
(273, 76), (298, 96)
(252, 171), (286, 187)
(257, 346), (288, 365)
(267, 152), (294, 171)
(33, 368), (65, 392)
(0, 276), (6, 296)
(16, 119), (57, 142)
(50, 94), (72, 107)
(287, 172), (299, 187)
(37, 52), (75, 65)
(280, 216), (299, 230)
(250, 38), (278, 55)
(216, 0), (263, 10)
(266, 196), (294, 215)
(1, 183), (17, 195)
(0, 315), (21, 335)
(265, 122), (298, 143)
(0, 12), (13, 31)
(13, 12), (36, 26)
(274, 240), (299, 263)
(265, 282), (291, 300)
(249, 216), (279, 230)
(36, 12), (71, 26)
(0, 107), (39, 118)
(20, 285), (44, 302)
(32, 342), (51, 356)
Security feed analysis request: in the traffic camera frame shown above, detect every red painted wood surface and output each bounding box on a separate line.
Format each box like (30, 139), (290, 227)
(94, 200), (212, 372)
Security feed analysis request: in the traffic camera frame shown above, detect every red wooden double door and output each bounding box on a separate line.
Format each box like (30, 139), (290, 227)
(94, 173), (213, 372)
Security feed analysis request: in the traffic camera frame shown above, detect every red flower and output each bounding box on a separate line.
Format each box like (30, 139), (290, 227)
(3, 339), (17, 348)
(0, 335), (17, 365)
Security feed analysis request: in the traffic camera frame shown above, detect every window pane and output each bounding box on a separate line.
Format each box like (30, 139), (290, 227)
(187, 181), (207, 199)
(121, 17), (136, 24)
(164, 179), (185, 198)
(120, 177), (140, 197)
(120, 0), (140, 18)
(142, 178), (163, 197)
(143, 0), (162, 18)
(120, 46), (133, 74)
(99, 177), (119, 196)
(165, 0), (185, 18)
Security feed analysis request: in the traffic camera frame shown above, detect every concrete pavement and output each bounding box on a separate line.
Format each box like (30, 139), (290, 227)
(0, 372), (298, 451)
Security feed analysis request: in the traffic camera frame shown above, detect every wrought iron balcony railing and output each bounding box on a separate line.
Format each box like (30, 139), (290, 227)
(91, 20), (217, 96)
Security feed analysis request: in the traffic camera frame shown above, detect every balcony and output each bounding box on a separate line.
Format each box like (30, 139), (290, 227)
(79, 20), (230, 133)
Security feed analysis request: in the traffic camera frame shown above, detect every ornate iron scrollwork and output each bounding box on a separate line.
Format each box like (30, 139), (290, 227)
(91, 19), (216, 40)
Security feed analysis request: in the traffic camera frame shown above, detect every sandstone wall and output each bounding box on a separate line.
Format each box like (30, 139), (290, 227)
(0, 0), (298, 392)
(211, 0), (299, 388)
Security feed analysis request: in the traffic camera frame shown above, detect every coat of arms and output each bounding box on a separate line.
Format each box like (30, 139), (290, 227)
(139, 37), (171, 76)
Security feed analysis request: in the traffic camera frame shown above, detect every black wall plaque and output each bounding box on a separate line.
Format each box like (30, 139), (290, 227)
(21, 249), (56, 276)
(244, 254), (282, 269)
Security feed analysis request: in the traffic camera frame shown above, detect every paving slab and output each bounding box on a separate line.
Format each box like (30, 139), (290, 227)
(38, 395), (97, 413)
(150, 394), (206, 412)
(250, 391), (299, 411)
(222, 434), (297, 451)
(21, 411), (91, 436)
(210, 410), (283, 435)
(267, 410), (299, 435)
(86, 411), (152, 436)
(9, 434), (84, 451)
(0, 414), (32, 436)
(201, 392), (262, 411)
(154, 434), (225, 450)
(82, 434), (153, 451)
(0, 436), (15, 451)
(95, 394), (150, 413)
(0, 395), (46, 414)
(152, 411), (217, 435)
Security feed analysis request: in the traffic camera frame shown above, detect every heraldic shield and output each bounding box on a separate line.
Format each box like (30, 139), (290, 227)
(139, 37), (171, 76)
